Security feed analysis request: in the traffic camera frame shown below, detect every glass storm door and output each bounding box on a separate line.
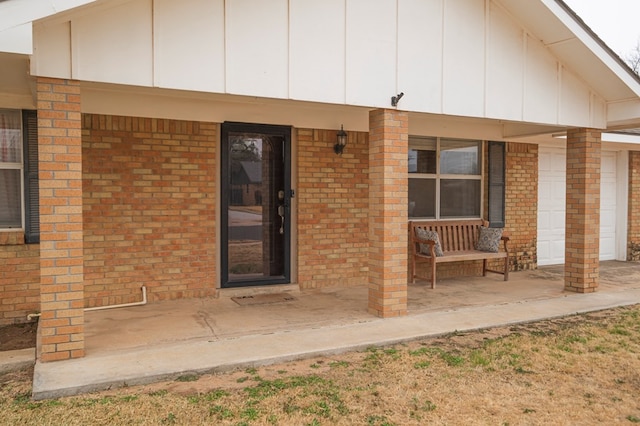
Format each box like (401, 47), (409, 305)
(221, 123), (291, 288)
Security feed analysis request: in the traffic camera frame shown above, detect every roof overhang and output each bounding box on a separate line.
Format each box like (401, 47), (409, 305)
(2, 0), (640, 131)
(0, 0), (100, 54)
(496, 0), (640, 129)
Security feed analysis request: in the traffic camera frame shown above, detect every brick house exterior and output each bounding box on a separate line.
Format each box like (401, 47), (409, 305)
(1, 0), (640, 362)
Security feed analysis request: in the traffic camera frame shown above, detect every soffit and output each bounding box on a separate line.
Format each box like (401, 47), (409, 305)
(496, 0), (640, 103)
(0, 0), (101, 31)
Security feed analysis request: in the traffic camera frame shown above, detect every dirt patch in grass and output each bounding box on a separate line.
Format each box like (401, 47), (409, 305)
(2, 306), (640, 425)
(0, 322), (37, 352)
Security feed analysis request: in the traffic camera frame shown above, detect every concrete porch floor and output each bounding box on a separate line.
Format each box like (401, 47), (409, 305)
(30, 261), (640, 399)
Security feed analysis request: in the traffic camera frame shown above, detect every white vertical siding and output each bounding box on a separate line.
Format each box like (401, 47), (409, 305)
(290, 0), (346, 104)
(72, 0), (153, 86)
(559, 67), (591, 125)
(225, 0), (289, 98)
(33, 21), (71, 79)
(153, 0), (225, 93)
(345, 0), (396, 107)
(486, 2), (524, 121)
(29, 0), (608, 129)
(591, 94), (606, 127)
(524, 35), (559, 124)
(397, 0), (444, 113)
(442, 0), (485, 117)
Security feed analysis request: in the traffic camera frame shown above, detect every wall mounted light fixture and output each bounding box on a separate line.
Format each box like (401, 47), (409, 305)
(391, 92), (404, 107)
(334, 125), (347, 155)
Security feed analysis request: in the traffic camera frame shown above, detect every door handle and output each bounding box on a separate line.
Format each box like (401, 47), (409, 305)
(277, 205), (285, 235)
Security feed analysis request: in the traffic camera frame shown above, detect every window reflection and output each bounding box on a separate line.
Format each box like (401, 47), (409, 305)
(440, 139), (480, 175)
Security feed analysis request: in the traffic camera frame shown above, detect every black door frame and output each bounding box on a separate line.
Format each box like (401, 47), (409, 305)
(220, 122), (292, 288)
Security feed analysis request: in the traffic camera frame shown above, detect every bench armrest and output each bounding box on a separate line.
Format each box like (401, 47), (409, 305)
(412, 237), (437, 258)
(414, 237), (436, 245)
(501, 235), (510, 255)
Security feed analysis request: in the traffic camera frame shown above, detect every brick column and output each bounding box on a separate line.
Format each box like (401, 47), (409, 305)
(628, 151), (640, 261)
(368, 109), (408, 317)
(37, 78), (85, 361)
(564, 128), (601, 293)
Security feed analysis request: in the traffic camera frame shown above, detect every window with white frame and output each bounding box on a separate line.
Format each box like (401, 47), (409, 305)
(408, 136), (482, 219)
(0, 109), (23, 229)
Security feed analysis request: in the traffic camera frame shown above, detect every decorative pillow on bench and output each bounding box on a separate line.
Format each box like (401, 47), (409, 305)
(415, 228), (444, 257)
(476, 226), (503, 253)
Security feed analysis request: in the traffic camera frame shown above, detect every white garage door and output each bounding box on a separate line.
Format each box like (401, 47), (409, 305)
(537, 148), (566, 266)
(600, 152), (617, 260)
(537, 147), (618, 266)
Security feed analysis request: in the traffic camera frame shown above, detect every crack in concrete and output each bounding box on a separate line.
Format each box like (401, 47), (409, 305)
(197, 310), (218, 339)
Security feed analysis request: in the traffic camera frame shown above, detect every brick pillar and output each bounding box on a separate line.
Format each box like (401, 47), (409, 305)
(37, 78), (85, 361)
(368, 109), (408, 317)
(564, 128), (601, 293)
(628, 151), (640, 261)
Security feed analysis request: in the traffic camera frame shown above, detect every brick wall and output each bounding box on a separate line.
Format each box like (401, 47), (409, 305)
(82, 114), (217, 305)
(629, 151), (640, 261)
(504, 142), (538, 271)
(0, 232), (40, 325)
(296, 128), (369, 288)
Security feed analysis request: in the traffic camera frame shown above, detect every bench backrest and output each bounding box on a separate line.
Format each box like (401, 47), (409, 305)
(410, 219), (488, 253)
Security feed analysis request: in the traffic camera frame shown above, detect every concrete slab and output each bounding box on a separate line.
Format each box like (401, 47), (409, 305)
(31, 261), (640, 400)
(0, 348), (35, 374)
(32, 289), (640, 400)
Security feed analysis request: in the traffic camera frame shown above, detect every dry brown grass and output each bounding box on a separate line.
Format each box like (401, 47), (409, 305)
(2, 306), (640, 425)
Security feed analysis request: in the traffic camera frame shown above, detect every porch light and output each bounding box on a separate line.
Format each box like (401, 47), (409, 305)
(391, 92), (404, 107)
(334, 125), (347, 155)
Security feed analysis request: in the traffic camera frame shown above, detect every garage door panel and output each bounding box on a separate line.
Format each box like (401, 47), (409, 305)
(550, 241), (565, 262)
(550, 211), (565, 229)
(537, 213), (549, 229)
(600, 210), (616, 231)
(537, 147), (618, 266)
(600, 237), (615, 260)
(599, 151), (617, 261)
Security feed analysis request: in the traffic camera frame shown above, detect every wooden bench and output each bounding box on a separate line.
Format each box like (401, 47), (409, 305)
(409, 219), (510, 288)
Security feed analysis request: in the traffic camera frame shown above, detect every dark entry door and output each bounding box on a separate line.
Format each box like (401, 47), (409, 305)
(221, 123), (291, 288)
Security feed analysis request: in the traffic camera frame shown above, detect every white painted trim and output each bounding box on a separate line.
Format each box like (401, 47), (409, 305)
(603, 133), (640, 145)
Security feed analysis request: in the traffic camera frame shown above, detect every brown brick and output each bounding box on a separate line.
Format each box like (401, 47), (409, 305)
(368, 109), (408, 318)
(564, 128), (601, 292)
(628, 151), (640, 260)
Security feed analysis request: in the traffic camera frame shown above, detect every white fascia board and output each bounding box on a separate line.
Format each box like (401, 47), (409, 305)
(540, 0), (640, 98)
(607, 99), (640, 128)
(602, 133), (640, 145)
(0, 0), (99, 31)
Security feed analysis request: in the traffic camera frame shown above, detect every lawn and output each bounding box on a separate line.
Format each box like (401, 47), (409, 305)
(1, 306), (640, 425)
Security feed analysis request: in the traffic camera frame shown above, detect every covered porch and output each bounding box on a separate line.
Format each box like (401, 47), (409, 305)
(0, 0), (639, 367)
(31, 260), (640, 399)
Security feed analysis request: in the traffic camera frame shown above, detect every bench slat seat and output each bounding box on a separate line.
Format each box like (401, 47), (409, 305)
(410, 219), (510, 288)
